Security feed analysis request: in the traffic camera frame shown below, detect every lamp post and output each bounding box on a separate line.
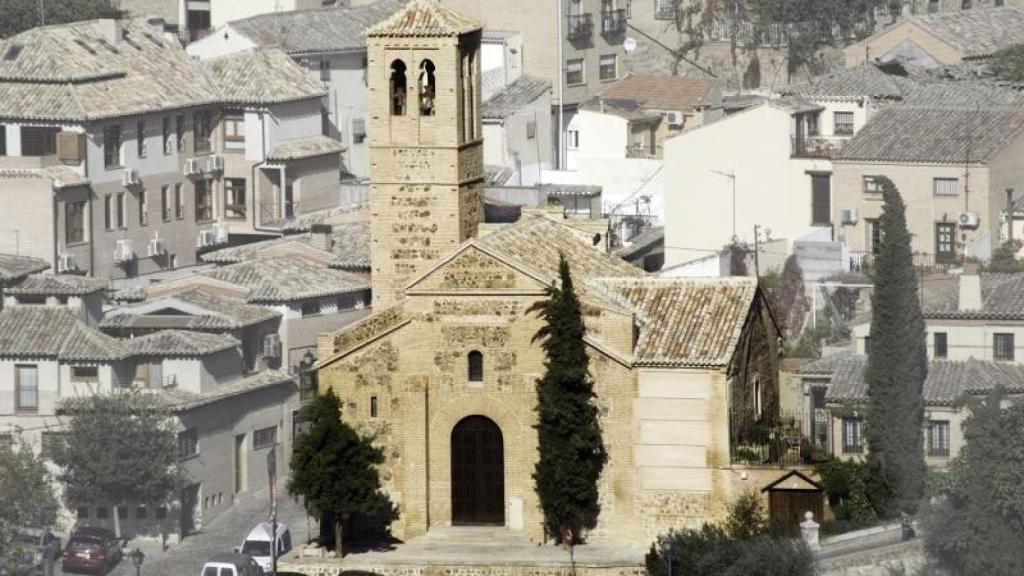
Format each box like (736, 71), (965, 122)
(664, 540), (673, 576)
(129, 548), (145, 576)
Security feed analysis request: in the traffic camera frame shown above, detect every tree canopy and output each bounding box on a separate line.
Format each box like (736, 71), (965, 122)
(991, 43), (1024, 83)
(0, 0), (117, 39)
(0, 441), (59, 566)
(530, 255), (607, 547)
(987, 239), (1024, 273)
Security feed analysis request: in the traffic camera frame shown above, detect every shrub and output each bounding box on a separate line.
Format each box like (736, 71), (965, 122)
(816, 458), (888, 526)
(646, 524), (815, 576)
(725, 490), (768, 539)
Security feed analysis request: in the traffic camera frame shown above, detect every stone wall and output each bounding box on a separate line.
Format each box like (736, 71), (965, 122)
(279, 561), (647, 576)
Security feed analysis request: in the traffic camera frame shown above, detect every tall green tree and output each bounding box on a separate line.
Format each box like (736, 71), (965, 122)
(0, 440), (59, 567)
(864, 177), (927, 516)
(288, 389), (396, 556)
(0, 0), (117, 39)
(52, 390), (180, 538)
(529, 255), (607, 551)
(768, 254), (809, 340)
(923, 388), (1024, 576)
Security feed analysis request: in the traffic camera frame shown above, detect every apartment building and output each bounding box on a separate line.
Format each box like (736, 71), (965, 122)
(0, 18), (339, 279)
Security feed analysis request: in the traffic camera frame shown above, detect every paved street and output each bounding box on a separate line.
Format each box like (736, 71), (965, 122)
(58, 489), (317, 576)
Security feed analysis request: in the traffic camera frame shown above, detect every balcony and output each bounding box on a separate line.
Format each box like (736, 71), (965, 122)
(625, 144), (662, 159)
(567, 14), (593, 40)
(601, 9), (627, 35)
(730, 409), (833, 467)
(791, 136), (846, 159)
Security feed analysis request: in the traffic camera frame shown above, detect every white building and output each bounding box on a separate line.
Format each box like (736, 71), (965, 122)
(482, 76), (553, 186)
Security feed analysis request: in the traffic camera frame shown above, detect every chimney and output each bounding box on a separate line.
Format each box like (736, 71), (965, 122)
(958, 263), (982, 312)
(97, 18), (122, 45)
(310, 224), (334, 252)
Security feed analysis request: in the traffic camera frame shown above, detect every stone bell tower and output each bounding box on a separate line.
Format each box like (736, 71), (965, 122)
(366, 0), (485, 307)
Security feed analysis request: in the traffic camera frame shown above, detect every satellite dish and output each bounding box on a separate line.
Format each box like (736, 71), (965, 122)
(623, 37), (637, 53)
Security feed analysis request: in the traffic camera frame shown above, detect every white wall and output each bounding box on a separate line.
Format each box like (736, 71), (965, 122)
(209, 0), (321, 28)
(577, 110), (629, 160)
(184, 25), (257, 60)
(266, 100), (327, 156)
(853, 318), (1024, 362)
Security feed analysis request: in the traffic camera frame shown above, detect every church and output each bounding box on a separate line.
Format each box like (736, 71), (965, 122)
(314, 0), (784, 545)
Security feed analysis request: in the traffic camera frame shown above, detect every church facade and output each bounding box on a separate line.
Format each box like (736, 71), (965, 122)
(315, 0), (784, 545)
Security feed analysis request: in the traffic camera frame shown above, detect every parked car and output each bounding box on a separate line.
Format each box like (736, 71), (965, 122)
(4, 528), (60, 576)
(199, 553), (262, 576)
(235, 523), (291, 573)
(61, 527), (122, 574)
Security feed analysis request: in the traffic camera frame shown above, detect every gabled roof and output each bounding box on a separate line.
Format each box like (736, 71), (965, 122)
(202, 220), (370, 271)
(128, 329), (239, 357)
(200, 48), (326, 106)
(204, 256), (369, 302)
(162, 369), (295, 412)
(614, 227), (664, 260)
(7, 274), (109, 296)
(588, 74), (721, 113)
(99, 287), (280, 332)
(918, 272), (1024, 320)
(588, 277), (759, 368)
(482, 76), (551, 120)
(365, 0), (482, 37)
(266, 135), (345, 161)
(0, 306), (128, 360)
(0, 254), (48, 283)
(908, 7), (1024, 60)
(782, 63), (918, 100)
(761, 470), (823, 493)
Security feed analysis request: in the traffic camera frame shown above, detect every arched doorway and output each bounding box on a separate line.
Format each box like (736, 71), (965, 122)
(451, 415), (504, 525)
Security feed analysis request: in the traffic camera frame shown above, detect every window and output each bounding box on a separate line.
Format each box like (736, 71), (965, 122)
(863, 176), (884, 194)
(139, 188), (148, 226)
(16, 364), (37, 409)
(811, 173), (831, 225)
(599, 54), (617, 81)
(163, 116), (172, 155)
(40, 432), (65, 459)
(934, 332), (948, 359)
(370, 396), (378, 418)
(867, 218), (883, 255)
(0, 124), (6, 156)
(117, 506), (128, 520)
(752, 375), (762, 417)
(76, 508), (90, 520)
(155, 506), (168, 520)
(842, 417), (863, 453)
(224, 178), (246, 219)
(933, 177), (958, 197)
(527, 120), (537, 140)
(136, 506), (147, 519)
(319, 58), (330, 82)
(178, 429), (198, 459)
(352, 118), (367, 144)
(468, 350), (484, 382)
(193, 110), (212, 153)
(928, 420), (950, 457)
(833, 111), (854, 136)
(71, 365), (99, 381)
(175, 183), (184, 220)
(566, 58), (584, 85)
(223, 115), (244, 150)
(567, 129), (580, 150)
(419, 59), (436, 116)
(994, 333), (1015, 361)
(253, 426), (277, 450)
(116, 192), (126, 229)
(20, 126), (59, 156)
(136, 120), (147, 158)
(390, 59), (408, 116)
(962, 0), (971, 7)
(96, 507), (109, 520)
(301, 301), (321, 317)
(0, 433), (12, 452)
(161, 185), (171, 222)
(103, 124), (122, 169)
(936, 222), (956, 264)
(195, 180), (212, 222)
(65, 200), (87, 244)
(176, 114), (186, 153)
(655, 0), (676, 19)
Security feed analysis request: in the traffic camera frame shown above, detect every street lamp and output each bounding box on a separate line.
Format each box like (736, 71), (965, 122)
(129, 548), (145, 576)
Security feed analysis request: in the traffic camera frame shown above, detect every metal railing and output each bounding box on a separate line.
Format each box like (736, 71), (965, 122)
(601, 8), (627, 34)
(567, 14), (593, 40)
(791, 136), (846, 159)
(848, 251), (964, 274)
(625, 144), (662, 159)
(730, 410), (833, 466)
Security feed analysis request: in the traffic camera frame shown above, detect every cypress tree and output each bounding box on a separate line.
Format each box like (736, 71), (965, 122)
(529, 254), (607, 548)
(864, 177), (927, 515)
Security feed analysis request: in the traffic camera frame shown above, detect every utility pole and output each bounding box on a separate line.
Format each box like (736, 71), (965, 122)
(753, 224), (760, 278)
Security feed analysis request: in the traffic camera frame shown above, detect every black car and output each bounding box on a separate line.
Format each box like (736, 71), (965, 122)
(4, 528), (61, 576)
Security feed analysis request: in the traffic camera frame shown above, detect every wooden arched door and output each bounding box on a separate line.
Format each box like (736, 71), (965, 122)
(451, 415), (504, 525)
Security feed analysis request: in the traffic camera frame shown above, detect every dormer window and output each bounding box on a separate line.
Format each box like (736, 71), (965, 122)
(419, 59), (436, 116)
(390, 59), (408, 116)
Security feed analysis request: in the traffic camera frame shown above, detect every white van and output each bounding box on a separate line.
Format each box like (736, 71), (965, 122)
(200, 553), (262, 576)
(236, 522), (291, 573)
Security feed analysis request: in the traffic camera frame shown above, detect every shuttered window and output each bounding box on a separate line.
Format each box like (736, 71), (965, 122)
(933, 177), (958, 197)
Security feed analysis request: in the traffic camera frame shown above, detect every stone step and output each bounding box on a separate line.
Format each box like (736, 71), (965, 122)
(419, 526), (532, 546)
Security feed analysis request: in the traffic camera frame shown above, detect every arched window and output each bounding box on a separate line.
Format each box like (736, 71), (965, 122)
(468, 350), (483, 382)
(390, 59), (407, 116)
(419, 59), (436, 116)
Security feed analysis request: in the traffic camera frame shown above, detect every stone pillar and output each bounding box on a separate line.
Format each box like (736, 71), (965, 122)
(800, 510), (820, 551)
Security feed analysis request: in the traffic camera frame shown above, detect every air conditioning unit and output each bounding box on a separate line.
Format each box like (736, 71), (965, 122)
(841, 208), (859, 225)
(197, 229), (215, 248)
(121, 168), (140, 187)
(184, 158), (201, 176)
(666, 111), (685, 126)
(262, 333), (281, 359)
(147, 235), (164, 257)
(113, 239), (134, 263)
(206, 154), (224, 172)
(958, 211), (980, 229)
(57, 253), (75, 273)
(212, 222), (229, 245)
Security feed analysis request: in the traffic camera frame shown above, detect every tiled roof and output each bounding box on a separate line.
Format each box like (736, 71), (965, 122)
(99, 287), (280, 331)
(614, 227), (664, 259)
(202, 220), (370, 271)
(0, 166), (90, 190)
(590, 74), (721, 112)
(162, 369), (295, 412)
(127, 329), (239, 357)
(266, 135), (345, 161)
(901, 81), (1024, 108)
(783, 63), (918, 100)
(909, 7), (1024, 59)
(230, 0), (406, 54)
(917, 273), (1024, 320)
(7, 275), (109, 296)
(588, 277), (758, 368)
(482, 76), (550, 120)
(365, 0), (482, 37)
(281, 204), (366, 232)
(0, 254), (48, 283)
(822, 354), (1024, 406)
(201, 48), (326, 105)
(204, 256), (370, 302)
(0, 19), (220, 122)
(796, 350), (856, 376)
(0, 306), (127, 360)
(837, 107), (1024, 163)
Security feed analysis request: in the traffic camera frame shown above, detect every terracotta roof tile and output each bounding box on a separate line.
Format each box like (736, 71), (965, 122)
(7, 275), (109, 296)
(127, 329), (239, 357)
(590, 74), (721, 112)
(366, 0), (482, 37)
(0, 254), (48, 283)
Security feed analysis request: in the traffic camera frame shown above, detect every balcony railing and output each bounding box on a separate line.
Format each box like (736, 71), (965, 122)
(791, 136), (846, 159)
(730, 410), (833, 467)
(601, 9), (627, 35)
(567, 14), (593, 40)
(848, 251), (964, 274)
(625, 144), (662, 159)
